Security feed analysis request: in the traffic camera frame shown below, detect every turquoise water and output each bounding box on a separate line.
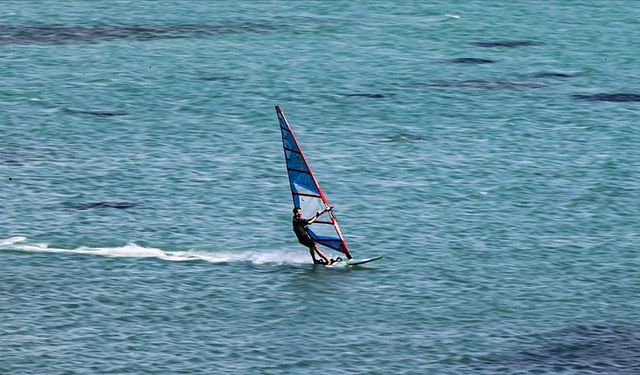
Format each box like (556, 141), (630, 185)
(2, 1), (640, 374)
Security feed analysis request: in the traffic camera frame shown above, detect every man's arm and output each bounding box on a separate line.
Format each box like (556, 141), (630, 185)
(307, 207), (332, 224)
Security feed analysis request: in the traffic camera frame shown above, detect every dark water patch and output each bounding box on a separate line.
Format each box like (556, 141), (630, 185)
(66, 201), (137, 210)
(445, 57), (496, 64)
(342, 93), (386, 99)
(199, 76), (240, 82)
(476, 324), (640, 374)
(572, 93), (640, 102)
(0, 150), (30, 166)
(0, 154), (23, 166)
(471, 40), (544, 48)
(0, 22), (287, 45)
(408, 80), (545, 90)
(1, 159), (22, 166)
(66, 108), (130, 117)
(532, 71), (580, 79)
(381, 134), (426, 143)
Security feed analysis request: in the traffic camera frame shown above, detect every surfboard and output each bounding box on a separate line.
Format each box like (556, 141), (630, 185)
(328, 255), (383, 267)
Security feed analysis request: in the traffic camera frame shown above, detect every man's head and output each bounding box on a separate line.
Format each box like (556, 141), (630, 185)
(293, 207), (302, 217)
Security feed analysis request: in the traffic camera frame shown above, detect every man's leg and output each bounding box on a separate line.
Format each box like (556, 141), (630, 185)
(313, 245), (331, 264)
(309, 248), (320, 264)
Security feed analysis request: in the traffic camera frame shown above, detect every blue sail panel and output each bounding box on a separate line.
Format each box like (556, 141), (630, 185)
(284, 149), (308, 172)
(282, 135), (299, 154)
(288, 171), (319, 196)
(279, 114), (300, 152)
(315, 238), (343, 252)
(307, 224), (343, 250)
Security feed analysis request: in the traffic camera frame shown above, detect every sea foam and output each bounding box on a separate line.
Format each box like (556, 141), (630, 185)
(0, 237), (309, 265)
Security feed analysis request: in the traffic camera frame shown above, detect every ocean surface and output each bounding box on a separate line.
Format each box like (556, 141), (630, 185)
(2, 1), (639, 374)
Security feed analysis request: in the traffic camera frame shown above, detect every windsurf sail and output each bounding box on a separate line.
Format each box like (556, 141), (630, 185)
(276, 106), (352, 258)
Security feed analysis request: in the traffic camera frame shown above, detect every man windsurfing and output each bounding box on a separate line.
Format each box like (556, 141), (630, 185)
(292, 207), (334, 265)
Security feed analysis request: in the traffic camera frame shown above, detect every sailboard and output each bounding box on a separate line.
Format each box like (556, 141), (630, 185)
(328, 255), (384, 268)
(276, 105), (359, 261)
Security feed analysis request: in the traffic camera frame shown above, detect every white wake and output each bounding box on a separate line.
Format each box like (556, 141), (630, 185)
(0, 236), (309, 265)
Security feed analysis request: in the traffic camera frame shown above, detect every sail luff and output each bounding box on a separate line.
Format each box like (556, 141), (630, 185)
(276, 106), (350, 256)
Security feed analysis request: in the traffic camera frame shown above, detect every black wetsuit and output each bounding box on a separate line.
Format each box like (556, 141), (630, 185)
(292, 217), (316, 248)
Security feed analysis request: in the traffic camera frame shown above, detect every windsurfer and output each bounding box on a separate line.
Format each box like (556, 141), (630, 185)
(292, 207), (333, 265)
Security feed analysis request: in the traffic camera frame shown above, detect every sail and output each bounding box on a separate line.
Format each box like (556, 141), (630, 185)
(276, 106), (351, 257)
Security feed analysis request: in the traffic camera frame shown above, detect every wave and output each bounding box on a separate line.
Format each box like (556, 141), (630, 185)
(0, 237), (309, 265)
